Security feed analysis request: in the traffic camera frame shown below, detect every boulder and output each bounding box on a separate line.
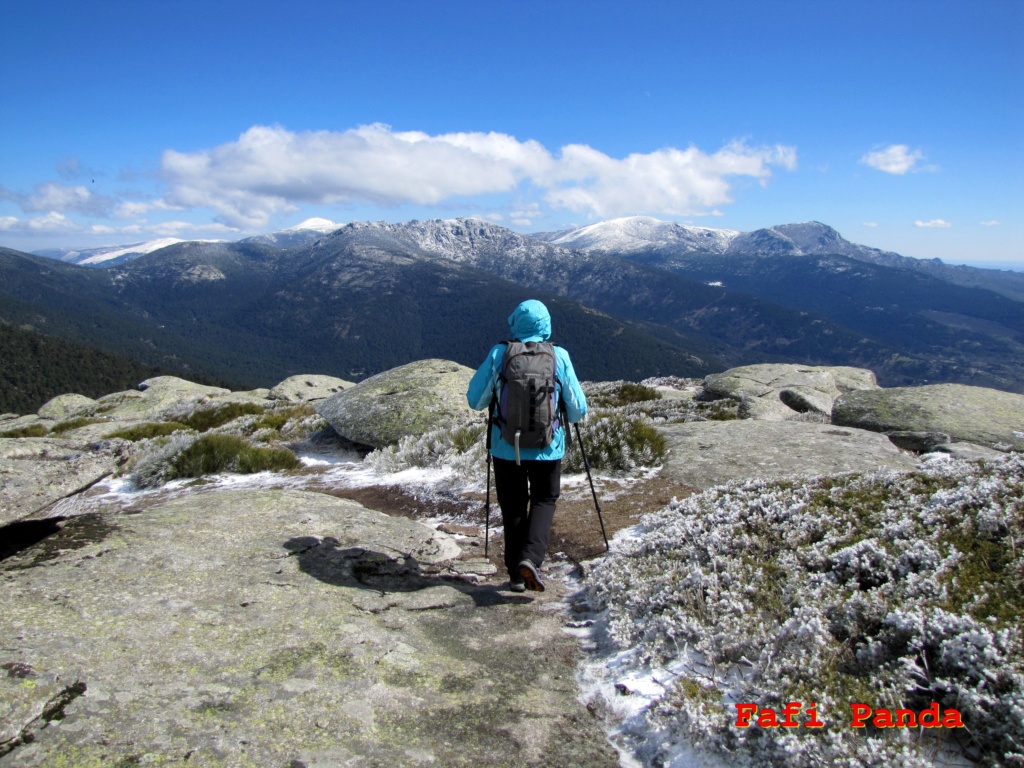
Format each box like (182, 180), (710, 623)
(0, 488), (617, 766)
(929, 442), (1008, 462)
(885, 431), (952, 453)
(703, 364), (879, 421)
(211, 388), (273, 406)
(37, 394), (98, 421)
(0, 438), (128, 526)
(658, 421), (918, 490)
(833, 383), (1024, 452)
(269, 374), (356, 403)
(137, 376), (231, 399)
(94, 377), (231, 422)
(653, 384), (700, 401)
(316, 359), (476, 448)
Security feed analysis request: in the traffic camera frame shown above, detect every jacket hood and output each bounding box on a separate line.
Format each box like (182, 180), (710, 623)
(507, 299), (552, 342)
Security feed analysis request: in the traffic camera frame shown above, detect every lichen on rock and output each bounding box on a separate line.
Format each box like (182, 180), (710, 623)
(315, 359), (476, 448)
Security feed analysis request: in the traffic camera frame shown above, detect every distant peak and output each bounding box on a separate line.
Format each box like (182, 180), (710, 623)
(286, 217), (342, 233)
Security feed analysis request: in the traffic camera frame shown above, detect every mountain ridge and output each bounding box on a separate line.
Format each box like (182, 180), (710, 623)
(540, 216), (1024, 302)
(4, 217), (1024, 405)
(27, 215), (1024, 302)
(0, 235), (720, 403)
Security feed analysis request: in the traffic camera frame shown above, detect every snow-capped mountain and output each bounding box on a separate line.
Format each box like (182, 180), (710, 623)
(241, 217), (344, 248)
(31, 218), (344, 266)
(326, 218), (589, 273)
(32, 238), (192, 266)
(537, 216), (1024, 303)
(5, 215), (1024, 394)
(288, 217), (343, 233)
(537, 216), (901, 261)
(535, 216), (739, 255)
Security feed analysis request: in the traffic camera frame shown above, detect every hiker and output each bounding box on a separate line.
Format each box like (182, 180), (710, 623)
(466, 299), (588, 593)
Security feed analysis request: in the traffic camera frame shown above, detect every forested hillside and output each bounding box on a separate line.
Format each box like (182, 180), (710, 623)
(0, 323), (236, 414)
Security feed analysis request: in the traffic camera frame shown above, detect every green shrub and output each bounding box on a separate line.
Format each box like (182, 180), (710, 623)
(701, 400), (741, 421)
(450, 423), (485, 454)
(586, 381), (662, 409)
(251, 403), (314, 432)
(564, 411), (667, 472)
(0, 423), (51, 438)
(107, 422), (190, 441)
(168, 434), (300, 480)
(182, 402), (268, 433)
(50, 417), (105, 434)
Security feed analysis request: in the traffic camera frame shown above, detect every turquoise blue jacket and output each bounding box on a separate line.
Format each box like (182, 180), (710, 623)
(466, 299), (587, 461)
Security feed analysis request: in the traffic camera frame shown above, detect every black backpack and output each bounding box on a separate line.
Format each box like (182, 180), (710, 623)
(492, 340), (561, 461)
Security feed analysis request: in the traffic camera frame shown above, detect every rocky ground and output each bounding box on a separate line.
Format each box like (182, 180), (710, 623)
(0, 479), (627, 768)
(3, 362), (1022, 767)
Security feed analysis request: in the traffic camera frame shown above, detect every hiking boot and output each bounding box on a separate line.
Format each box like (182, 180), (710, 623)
(508, 578), (526, 593)
(517, 560), (545, 592)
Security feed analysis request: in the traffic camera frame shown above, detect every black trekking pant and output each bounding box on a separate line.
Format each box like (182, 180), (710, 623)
(492, 457), (561, 577)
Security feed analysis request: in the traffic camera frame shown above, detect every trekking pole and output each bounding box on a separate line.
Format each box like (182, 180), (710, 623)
(483, 405), (495, 558)
(565, 412), (609, 552)
(484, 452), (492, 558)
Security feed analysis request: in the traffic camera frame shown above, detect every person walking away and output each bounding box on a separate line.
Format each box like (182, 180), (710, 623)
(466, 299), (587, 592)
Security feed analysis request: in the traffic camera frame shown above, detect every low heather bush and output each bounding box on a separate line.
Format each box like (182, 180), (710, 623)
(127, 432), (200, 488)
(127, 432), (300, 487)
(585, 381), (662, 409)
(107, 422), (190, 441)
(366, 409), (668, 479)
(585, 454), (1024, 767)
(181, 402), (268, 432)
(366, 420), (486, 480)
(0, 423), (50, 438)
(168, 434), (300, 480)
(50, 416), (105, 434)
(563, 410), (667, 473)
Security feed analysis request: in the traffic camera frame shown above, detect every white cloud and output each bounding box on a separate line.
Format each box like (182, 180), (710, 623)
(915, 219), (952, 228)
(29, 183), (112, 216)
(146, 220), (239, 237)
(544, 140), (797, 218)
(159, 124), (797, 228)
(509, 203), (543, 228)
(1, 181), (113, 217)
(863, 222), (879, 227)
(0, 212), (237, 242)
(0, 212), (79, 233)
(861, 144), (926, 175)
(114, 199), (180, 219)
(160, 124), (553, 228)
(980, 220), (1001, 226)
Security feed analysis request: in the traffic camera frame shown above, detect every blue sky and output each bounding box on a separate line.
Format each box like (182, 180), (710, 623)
(1, 0), (1021, 265)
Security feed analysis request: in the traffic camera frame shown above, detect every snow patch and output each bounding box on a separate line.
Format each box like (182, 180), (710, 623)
(549, 216), (739, 254)
(77, 238), (186, 264)
(286, 217), (342, 233)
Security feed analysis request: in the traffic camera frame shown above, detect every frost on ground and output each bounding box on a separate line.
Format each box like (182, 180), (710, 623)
(581, 453), (1024, 768)
(64, 383), (1024, 767)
